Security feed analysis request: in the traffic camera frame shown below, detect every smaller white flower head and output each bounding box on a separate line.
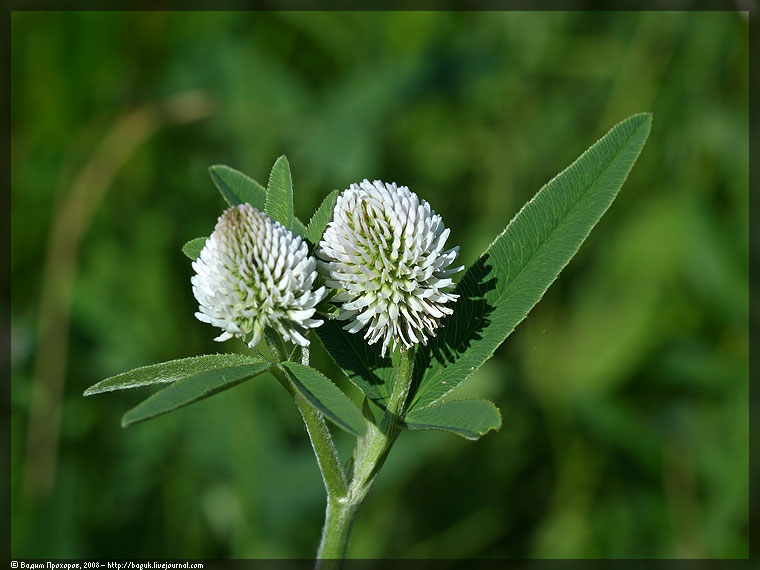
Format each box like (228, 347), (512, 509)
(318, 179), (463, 356)
(192, 204), (326, 348)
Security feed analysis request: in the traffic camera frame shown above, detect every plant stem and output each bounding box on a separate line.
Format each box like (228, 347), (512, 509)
(295, 390), (348, 498)
(315, 497), (359, 566)
(384, 347), (416, 425)
(268, 334), (416, 566)
(315, 347), (416, 565)
(270, 363), (348, 499)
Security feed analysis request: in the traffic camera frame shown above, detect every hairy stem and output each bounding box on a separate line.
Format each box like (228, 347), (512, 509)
(270, 362), (348, 499)
(315, 497), (359, 566)
(315, 347), (416, 565)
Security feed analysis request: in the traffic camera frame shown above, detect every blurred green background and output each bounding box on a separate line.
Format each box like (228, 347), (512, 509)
(10, 11), (748, 560)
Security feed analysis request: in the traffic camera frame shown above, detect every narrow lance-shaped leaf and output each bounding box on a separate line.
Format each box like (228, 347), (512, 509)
(84, 354), (261, 395)
(266, 155), (294, 231)
(410, 113), (652, 410)
(305, 189), (339, 246)
(121, 362), (270, 427)
(403, 399), (502, 440)
(207, 163), (306, 235)
(208, 165), (267, 210)
(182, 236), (207, 260)
(281, 361), (367, 436)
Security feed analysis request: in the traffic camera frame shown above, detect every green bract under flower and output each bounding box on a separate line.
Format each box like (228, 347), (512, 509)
(192, 204), (326, 348)
(318, 180), (463, 356)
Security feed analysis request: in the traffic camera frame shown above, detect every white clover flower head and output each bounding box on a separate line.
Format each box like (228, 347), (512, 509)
(318, 179), (463, 357)
(192, 204), (326, 349)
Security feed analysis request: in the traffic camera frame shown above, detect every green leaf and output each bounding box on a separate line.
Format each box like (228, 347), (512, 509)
(121, 362), (270, 427)
(208, 162), (306, 235)
(266, 155), (294, 231)
(208, 164), (267, 210)
(84, 354), (260, 396)
(410, 113), (652, 410)
(181, 236), (207, 260)
(292, 218), (307, 237)
(315, 320), (395, 408)
(281, 361), (367, 436)
(403, 399), (502, 440)
(305, 189), (339, 245)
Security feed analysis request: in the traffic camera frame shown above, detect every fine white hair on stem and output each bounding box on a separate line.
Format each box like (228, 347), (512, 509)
(192, 204), (326, 348)
(318, 179), (463, 356)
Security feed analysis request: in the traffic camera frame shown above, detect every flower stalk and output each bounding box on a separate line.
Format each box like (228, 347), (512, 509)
(267, 338), (348, 501)
(315, 347), (416, 566)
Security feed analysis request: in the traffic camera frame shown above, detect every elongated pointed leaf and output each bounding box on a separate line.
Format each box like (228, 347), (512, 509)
(315, 320), (394, 407)
(208, 165), (267, 209)
(266, 155), (294, 231)
(182, 236), (207, 260)
(410, 113), (652, 410)
(84, 354), (260, 396)
(121, 362), (270, 427)
(305, 189), (339, 245)
(403, 399), (502, 440)
(208, 163), (306, 235)
(281, 361), (366, 436)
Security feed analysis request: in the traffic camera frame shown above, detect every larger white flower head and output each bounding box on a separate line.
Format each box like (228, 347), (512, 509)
(192, 204), (326, 348)
(318, 179), (463, 356)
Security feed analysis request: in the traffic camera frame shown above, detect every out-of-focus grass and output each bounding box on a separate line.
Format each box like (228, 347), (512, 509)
(11, 11), (748, 559)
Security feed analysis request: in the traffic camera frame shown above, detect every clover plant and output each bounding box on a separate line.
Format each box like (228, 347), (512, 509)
(85, 114), (651, 564)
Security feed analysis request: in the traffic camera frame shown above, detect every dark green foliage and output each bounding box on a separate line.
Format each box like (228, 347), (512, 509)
(266, 156), (295, 231)
(209, 164), (267, 210)
(316, 320), (395, 407)
(403, 399), (502, 440)
(410, 114), (652, 410)
(305, 189), (338, 246)
(84, 353), (260, 395)
(281, 362), (366, 436)
(121, 362), (270, 427)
